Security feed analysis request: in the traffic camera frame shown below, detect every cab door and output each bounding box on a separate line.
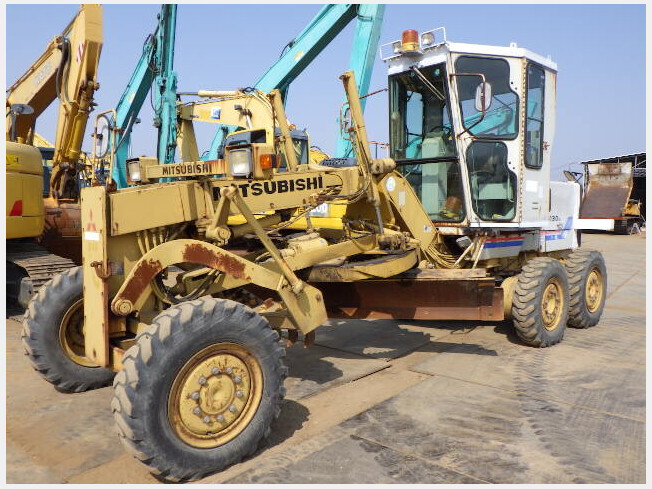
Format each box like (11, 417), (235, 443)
(452, 55), (521, 223)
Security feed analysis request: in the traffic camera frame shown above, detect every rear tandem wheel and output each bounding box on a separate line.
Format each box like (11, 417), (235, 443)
(511, 257), (570, 347)
(564, 249), (607, 328)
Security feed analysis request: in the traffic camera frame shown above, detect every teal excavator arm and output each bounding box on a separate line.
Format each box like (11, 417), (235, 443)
(109, 4), (177, 188)
(204, 4), (384, 160)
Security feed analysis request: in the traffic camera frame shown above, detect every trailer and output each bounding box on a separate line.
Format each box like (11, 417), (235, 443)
(578, 153), (646, 234)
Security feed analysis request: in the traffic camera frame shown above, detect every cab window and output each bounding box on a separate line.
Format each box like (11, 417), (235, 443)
(525, 64), (545, 168)
(466, 141), (516, 221)
(390, 63), (465, 222)
(389, 63), (456, 161)
(455, 56), (519, 139)
(402, 160), (465, 222)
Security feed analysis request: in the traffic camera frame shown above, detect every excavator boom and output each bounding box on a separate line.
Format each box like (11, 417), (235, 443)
(107, 5), (177, 188)
(7, 5), (102, 200)
(204, 4), (384, 160)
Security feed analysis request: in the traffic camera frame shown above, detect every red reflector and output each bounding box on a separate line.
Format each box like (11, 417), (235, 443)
(9, 200), (22, 217)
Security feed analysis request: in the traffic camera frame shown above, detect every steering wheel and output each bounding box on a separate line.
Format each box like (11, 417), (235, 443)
(470, 169), (495, 183)
(426, 125), (453, 139)
(470, 170), (494, 177)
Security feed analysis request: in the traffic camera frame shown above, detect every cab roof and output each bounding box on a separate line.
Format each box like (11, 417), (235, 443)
(383, 30), (557, 75)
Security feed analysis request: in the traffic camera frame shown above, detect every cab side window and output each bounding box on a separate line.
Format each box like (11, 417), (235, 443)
(455, 56), (519, 139)
(466, 141), (516, 221)
(525, 64), (546, 168)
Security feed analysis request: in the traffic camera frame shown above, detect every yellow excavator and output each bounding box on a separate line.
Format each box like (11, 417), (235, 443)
(6, 4), (102, 306)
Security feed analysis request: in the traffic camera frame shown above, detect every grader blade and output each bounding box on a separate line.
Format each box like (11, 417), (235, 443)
(312, 269), (503, 322)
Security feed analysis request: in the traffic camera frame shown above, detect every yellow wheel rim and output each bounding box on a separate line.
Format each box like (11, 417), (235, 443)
(58, 298), (95, 367)
(541, 277), (564, 331)
(168, 343), (263, 449)
(585, 268), (604, 313)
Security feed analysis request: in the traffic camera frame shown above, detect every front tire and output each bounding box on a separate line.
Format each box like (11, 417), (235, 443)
(112, 297), (287, 482)
(565, 249), (607, 328)
(21, 267), (115, 392)
(512, 257), (569, 347)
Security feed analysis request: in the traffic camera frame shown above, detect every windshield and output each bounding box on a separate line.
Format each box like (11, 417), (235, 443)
(390, 63), (465, 222)
(389, 63), (465, 222)
(389, 63), (456, 161)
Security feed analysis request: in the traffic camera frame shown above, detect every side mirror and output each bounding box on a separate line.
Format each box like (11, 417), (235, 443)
(7, 103), (35, 142)
(474, 82), (492, 112)
(94, 114), (112, 158)
(340, 106), (353, 138)
(563, 170), (582, 184)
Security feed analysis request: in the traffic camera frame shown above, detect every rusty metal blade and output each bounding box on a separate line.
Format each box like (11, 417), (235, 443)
(311, 270), (503, 322)
(581, 162), (633, 218)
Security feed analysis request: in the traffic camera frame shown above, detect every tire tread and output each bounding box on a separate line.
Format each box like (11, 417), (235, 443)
(112, 297), (286, 481)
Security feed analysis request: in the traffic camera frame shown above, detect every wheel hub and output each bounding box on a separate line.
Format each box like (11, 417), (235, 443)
(541, 278), (563, 331)
(169, 343), (262, 448)
(58, 298), (94, 367)
(585, 268), (603, 313)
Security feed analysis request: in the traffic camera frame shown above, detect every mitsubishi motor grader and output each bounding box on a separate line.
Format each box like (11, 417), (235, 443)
(23, 28), (607, 482)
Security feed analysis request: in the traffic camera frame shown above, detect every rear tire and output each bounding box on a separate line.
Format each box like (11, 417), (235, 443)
(112, 297), (287, 482)
(512, 257), (569, 347)
(565, 249), (607, 328)
(614, 218), (635, 235)
(21, 267), (115, 392)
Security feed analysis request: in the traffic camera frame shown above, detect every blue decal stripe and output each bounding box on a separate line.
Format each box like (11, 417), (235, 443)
(484, 240), (524, 249)
(544, 216), (573, 241)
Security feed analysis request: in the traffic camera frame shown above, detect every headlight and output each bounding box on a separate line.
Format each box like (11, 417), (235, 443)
(421, 32), (435, 47)
(127, 158), (141, 183)
(228, 148), (252, 177)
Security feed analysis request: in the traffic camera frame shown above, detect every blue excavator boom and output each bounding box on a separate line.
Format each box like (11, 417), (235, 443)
(110, 4), (383, 185)
(110, 5), (177, 188)
(205, 4), (384, 160)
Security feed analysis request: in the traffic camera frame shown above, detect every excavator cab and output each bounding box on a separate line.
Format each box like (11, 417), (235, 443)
(383, 28), (561, 232)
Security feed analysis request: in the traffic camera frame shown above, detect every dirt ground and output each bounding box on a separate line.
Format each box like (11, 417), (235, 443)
(5, 232), (646, 483)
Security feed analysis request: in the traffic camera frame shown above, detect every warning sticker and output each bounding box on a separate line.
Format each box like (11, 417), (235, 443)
(86, 210), (98, 232)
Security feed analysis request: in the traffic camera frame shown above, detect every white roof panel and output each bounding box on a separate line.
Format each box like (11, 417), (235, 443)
(386, 40), (557, 73)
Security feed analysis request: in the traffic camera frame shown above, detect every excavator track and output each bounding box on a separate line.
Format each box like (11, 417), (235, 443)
(6, 241), (76, 308)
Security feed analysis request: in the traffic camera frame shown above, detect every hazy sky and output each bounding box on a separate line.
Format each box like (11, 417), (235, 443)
(5, 3), (646, 176)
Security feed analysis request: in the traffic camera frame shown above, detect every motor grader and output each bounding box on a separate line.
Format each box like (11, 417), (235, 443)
(23, 29), (607, 482)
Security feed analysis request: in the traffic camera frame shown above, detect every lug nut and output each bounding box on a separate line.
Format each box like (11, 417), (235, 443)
(198, 376), (206, 385)
(212, 367), (221, 375)
(229, 405), (237, 413)
(236, 390), (243, 398)
(191, 391), (200, 400)
(202, 416), (211, 424)
(193, 407), (201, 415)
(217, 414), (225, 423)
(226, 367), (233, 375)
(233, 375), (242, 384)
